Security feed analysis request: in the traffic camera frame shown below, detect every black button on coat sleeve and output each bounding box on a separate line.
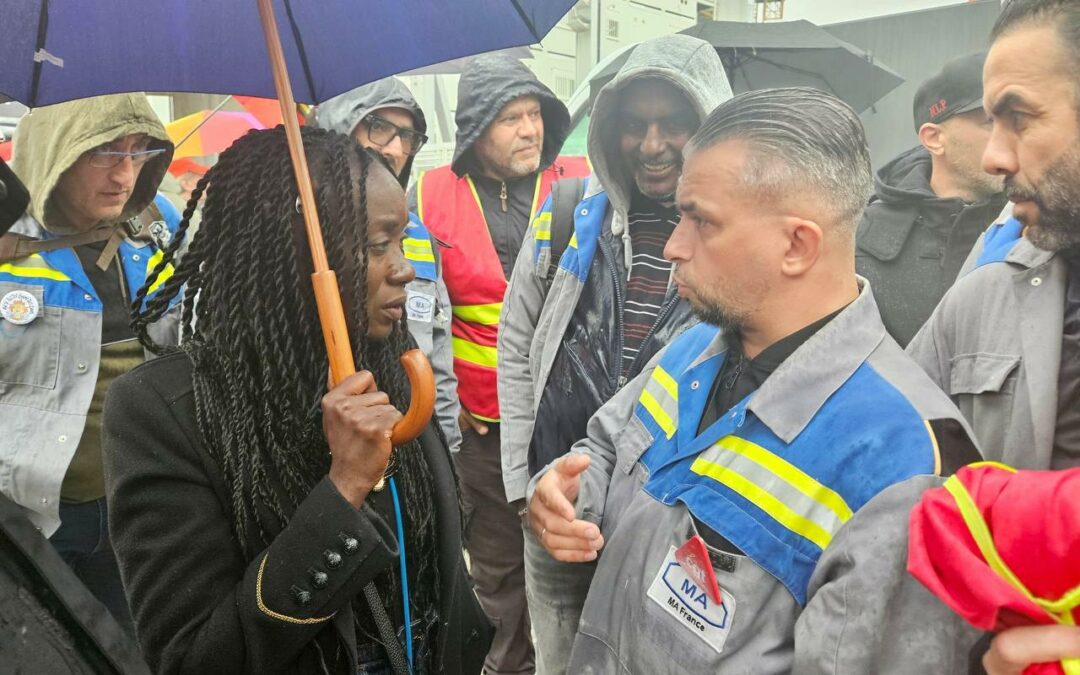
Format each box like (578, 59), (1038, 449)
(102, 354), (398, 674)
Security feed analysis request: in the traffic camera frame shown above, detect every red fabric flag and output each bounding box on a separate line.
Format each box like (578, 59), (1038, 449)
(908, 463), (1080, 675)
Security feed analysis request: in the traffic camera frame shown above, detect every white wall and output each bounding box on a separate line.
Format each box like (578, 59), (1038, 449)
(779, 0), (971, 25)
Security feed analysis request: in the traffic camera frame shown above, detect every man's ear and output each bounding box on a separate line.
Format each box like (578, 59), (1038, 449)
(918, 122), (946, 157)
(780, 217), (824, 278)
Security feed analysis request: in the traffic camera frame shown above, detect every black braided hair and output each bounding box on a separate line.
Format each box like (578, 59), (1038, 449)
(131, 126), (441, 655)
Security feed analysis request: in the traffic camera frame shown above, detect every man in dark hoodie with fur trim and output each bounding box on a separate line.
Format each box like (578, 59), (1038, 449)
(856, 51), (1006, 346)
(409, 55), (589, 674)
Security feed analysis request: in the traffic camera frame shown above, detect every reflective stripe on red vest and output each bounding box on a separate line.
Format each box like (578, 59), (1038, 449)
(418, 156), (590, 421)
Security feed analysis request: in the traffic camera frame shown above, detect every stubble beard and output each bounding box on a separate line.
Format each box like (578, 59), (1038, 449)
(1010, 139), (1080, 252)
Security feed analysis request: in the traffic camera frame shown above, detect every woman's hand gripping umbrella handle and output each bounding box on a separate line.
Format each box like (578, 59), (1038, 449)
(312, 271), (435, 445)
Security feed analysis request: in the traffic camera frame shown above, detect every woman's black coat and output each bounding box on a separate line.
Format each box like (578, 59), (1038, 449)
(103, 352), (492, 674)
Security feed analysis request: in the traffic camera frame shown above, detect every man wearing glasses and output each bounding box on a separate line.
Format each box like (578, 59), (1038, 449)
(1, 93), (176, 633)
(315, 77), (463, 455)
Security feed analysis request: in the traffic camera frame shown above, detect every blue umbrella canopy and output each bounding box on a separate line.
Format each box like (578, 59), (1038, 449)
(0, 0), (576, 106)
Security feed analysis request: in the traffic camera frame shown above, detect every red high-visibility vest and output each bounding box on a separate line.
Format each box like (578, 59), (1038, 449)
(417, 156), (590, 421)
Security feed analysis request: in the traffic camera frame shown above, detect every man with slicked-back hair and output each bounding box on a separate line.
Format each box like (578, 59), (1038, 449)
(526, 88), (985, 673)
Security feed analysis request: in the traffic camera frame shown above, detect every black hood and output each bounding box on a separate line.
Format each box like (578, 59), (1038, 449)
(873, 145), (938, 205)
(312, 77), (427, 187)
(451, 54), (570, 178)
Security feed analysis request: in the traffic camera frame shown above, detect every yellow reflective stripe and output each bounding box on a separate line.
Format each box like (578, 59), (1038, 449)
(925, 420), (942, 476)
(653, 365), (678, 401)
(452, 337), (498, 368)
(692, 456), (836, 550)
(568, 233), (578, 250)
(464, 176), (491, 232)
(533, 211), (552, 242)
(416, 171), (427, 223)
(690, 435), (853, 550)
(718, 435), (853, 524)
(639, 365), (678, 439)
(530, 173), (543, 217)
(640, 389), (675, 439)
(403, 238), (436, 263)
(145, 250), (174, 294)
(0, 254), (71, 282)
(452, 303), (502, 325)
(944, 474), (1080, 620)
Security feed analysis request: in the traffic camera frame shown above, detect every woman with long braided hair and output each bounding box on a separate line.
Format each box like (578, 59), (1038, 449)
(102, 127), (491, 674)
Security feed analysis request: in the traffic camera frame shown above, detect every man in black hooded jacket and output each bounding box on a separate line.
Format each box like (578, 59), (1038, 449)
(408, 55), (588, 674)
(856, 51), (1007, 346)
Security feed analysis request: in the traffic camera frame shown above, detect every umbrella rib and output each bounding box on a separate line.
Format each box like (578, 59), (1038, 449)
(173, 96), (233, 151)
(509, 0), (542, 42)
(29, 0), (51, 106)
(282, 0), (318, 103)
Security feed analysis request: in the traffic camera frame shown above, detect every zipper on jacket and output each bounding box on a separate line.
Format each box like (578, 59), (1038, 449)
(626, 288), (681, 379)
(499, 182), (508, 212)
(598, 236), (627, 389)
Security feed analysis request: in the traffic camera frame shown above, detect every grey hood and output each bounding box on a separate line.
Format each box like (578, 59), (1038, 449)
(451, 54), (570, 178)
(312, 77), (427, 186)
(586, 34), (732, 229)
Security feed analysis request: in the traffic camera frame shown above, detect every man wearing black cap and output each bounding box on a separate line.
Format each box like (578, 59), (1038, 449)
(856, 51), (1007, 346)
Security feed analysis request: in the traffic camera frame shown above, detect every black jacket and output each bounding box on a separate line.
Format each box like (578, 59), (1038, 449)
(102, 353), (492, 674)
(856, 146), (1006, 347)
(0, 494), (149, 674)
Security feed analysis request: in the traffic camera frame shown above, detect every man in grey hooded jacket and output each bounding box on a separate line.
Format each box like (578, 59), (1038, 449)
(2, 93), (178, 631)
(497, 34), (731, 673)
(314, 77), (462, 453)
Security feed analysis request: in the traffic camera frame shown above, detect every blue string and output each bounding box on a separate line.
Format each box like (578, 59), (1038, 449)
(388, 477), (413, 673)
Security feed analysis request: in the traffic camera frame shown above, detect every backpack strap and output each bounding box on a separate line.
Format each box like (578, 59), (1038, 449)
(0, 225), (117, 263)
(544, 176), (587, 284)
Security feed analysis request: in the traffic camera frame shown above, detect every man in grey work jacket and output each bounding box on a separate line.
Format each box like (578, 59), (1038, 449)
(1, 93), (179, 631)
(315, 77), (461, 451)
(498, 34), (731, 673)
(527, 88), (984, 673)
(908, 0), (1080, 474)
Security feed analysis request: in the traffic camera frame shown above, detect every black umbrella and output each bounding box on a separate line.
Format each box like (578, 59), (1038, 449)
(589, 20), (904, 114)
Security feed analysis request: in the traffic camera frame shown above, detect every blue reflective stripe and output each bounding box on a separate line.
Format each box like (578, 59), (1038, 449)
(975, 217), (1024, 268)
(634, 325), (936, 605)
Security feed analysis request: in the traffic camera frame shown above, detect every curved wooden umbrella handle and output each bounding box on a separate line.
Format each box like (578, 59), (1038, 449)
(390, 349), (436, 445)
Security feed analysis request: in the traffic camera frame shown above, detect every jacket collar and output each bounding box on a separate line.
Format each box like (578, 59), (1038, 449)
(708, 278), (887, 444)
(1005, 235), (1057, 270)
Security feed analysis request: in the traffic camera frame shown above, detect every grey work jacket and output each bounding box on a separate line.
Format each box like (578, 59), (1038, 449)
(0, 215), (178, 535)
(909, 235), (1068, 470)
(528, 282), (982, 674)
(498, 176), (627, 502)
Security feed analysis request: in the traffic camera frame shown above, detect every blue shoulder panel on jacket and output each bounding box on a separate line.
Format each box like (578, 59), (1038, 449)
(558, 191), (610, 282)
(975, 216), (1023, 268)
(639, 356), (937, 605)
(404, 212), (438, 282)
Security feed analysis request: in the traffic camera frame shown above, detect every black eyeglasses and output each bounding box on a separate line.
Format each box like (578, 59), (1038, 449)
(363, 114), (428, 156)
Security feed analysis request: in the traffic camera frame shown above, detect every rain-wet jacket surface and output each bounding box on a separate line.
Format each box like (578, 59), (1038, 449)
(497, 34), (732, 502)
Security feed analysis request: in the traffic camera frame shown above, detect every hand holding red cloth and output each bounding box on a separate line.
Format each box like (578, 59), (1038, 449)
(908, 462), (1080, 675)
